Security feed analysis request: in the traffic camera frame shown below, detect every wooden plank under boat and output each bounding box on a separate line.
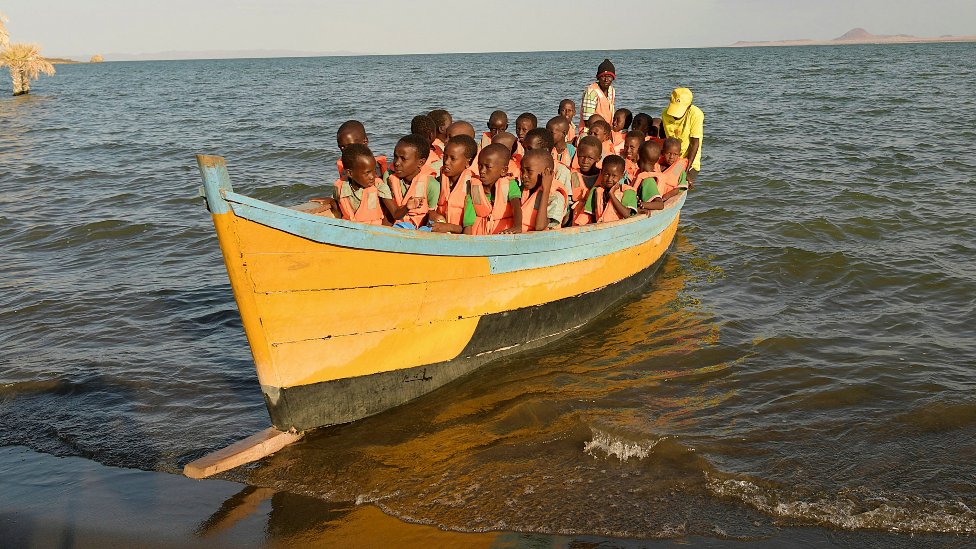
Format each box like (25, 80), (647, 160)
(197, 154), (686, 432)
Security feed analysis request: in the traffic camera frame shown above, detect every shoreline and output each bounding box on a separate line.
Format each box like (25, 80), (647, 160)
(721, 35), (976, 48)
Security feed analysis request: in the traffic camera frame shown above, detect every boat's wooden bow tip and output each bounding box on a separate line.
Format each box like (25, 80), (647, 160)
(183, 427), (302, 479)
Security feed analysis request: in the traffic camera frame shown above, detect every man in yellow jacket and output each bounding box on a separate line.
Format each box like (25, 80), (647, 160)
(661, 87), (703, 184)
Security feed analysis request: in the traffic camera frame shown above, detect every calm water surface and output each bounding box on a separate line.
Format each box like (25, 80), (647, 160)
(2, 44), (975, 543)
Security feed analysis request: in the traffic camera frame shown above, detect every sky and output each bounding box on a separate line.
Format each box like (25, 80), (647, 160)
(2, 0), (975, 57)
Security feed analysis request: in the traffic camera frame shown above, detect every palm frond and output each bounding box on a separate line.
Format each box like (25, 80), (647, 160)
(0, 11), (9, 49)
(1, 42), (56, 77)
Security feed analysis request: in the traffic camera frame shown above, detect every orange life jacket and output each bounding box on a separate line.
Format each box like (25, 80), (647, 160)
(436, 169), (475, 225)
(389, 165), (437, 228)
(333, 178), (385, 226)
(431, 139), (445, 159)
(581, 82), (615, 129)
(633, 171), (663, 203)
(336, 156), (388, 179)
(567, 122), (577, 144)
(479, 132), (492, 150)
(552, 147), (573, 167)
(521, 180), (569, 232)
(612, 131), (626, 154)
(656, 158), (689, 197)
(624, 159), (639, 182)
(646, 136), (664, 147)
(468, 177), (515, 235)
(508, 154), (522, 178)
(567, 169), (592, 204)
(424, 149), (441, 168)
(573, 183), (631, 226)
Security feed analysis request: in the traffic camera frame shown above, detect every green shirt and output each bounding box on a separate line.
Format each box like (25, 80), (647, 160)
(462, 178), (521, 227)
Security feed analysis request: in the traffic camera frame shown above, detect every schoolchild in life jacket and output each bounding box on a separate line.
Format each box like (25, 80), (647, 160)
(464, 143), (524, 235)
(480, 110), (509, 150)
(411, 115), (444, 170)
(588, 119), (616, 162)
(491, 132), (523, 177)
(580, 58), (616, 133)
(384, 134), (441, 229)
(632, 113), (665, 146)
(335, 120), (388, 178)
(572, 155), (639, 226)
(520, 149), (569, 231)
(312, 143), (392, 226)
(430, 135), (480, 234)
(445, 121), (480, 170)
(523, 127), (574, 222)
(568, 136), (604, 225)
(428, 109), (453, 158)
(558, 99), (577, 145)
(611, 108), (632, 154)
(620, 130), (646, 182)
(514, 112), (537, 149)
(546, 116), (576, 168)
(635, 139), (689, 214)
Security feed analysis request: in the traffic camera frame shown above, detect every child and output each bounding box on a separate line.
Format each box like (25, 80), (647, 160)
(611, 108), (633, 153)
(650, 118), (665, 140)
(620, 130), (645, 181)
(519, 149), (569, 232)
(411, 115), (443, 169)
(446, 120), (476, 140)
(633, 140), (665, 213)
(430, 135), (479, 234)
(631, 113), (664, 145)
(464, 143), (523, 235)
(481, 110), (509, 150)
(546, 116), (576, 167)
(514, 112), (538, 148)
(559, 99), (577, 144)
(588, 119), (616, 163)
(335, 120), (388, 177)
(312, 143), (392, 226)
(428, 109), (453, 154)
(384, 134), (441, 229)
(656, 137), (691, 196)
(524, 127), (574, 221)
(491, 131), (522, 176)
(567, 135), (603, 224)
(572, 155), (638, 226)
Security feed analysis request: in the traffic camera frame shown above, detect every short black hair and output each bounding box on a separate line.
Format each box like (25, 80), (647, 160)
(639, 140), (662, 160)
(614, 109), (633, 129)
(632, 113), (652, 128)
(525, 127), (555, 151)
(591, 120), (612, 135)
(625, 130), (646, 142)
(515, 112), (538, 128)
(663, 137), (682, 152)
(523, 148), (554, 170)
(337, 120), (366, 138)
(398, 134), (431, 161)
(546, 116), (569, 131)
(480, 143), (512, 164)
(602, 154), (625, 172)
(341, 143), (374, 170)
(429, 109), (451, 129)
(446, 134), (478, 161)
(488, 110), (508, 125)
(411, 115), (437, 138)
(559, 99), (575, 109)
(578, 135), (602, 152)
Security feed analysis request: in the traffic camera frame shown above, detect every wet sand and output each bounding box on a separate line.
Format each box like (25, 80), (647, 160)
(1, 446), (969, 548)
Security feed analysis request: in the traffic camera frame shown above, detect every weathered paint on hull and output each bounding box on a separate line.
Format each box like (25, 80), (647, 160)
(197, 155), (685, 431)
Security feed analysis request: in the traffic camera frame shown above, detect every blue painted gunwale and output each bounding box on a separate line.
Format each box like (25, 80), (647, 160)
(218, 189), (684, 274)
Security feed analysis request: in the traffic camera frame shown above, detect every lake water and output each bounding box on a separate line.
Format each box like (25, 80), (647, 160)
(2, 43), (975, 545)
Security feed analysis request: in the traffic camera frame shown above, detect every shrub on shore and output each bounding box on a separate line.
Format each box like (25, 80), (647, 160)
(1, 42), (56, 96)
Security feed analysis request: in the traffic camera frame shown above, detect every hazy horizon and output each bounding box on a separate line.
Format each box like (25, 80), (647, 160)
(3, 0), (975, 59)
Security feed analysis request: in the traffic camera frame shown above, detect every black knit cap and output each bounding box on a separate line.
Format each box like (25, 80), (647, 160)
(597, 59), (615, 79)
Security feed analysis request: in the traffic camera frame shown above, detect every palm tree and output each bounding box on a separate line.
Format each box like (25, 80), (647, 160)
(0, 12), (9, 49)
(1, 42), (55, 96)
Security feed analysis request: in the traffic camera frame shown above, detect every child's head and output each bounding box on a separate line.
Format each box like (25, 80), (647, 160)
(546, 116), (570, 146)
(446, 120), (476, 139)
(393, 134), (430, 181)
(600, 155), (626, 187)
(589, 120), (612, 143)
(660, 138), (682, 169)
(622, 130), (645, 161)
(337, 120), (368, 151)
(576, 136), (602, 175)
(442, 135), (477, 180)
(523, 127), (555, 153)
(491, 131), (518, 156)
(637, 141), (662, 173)
(612, 109), (633, 133)
(487, 110), (509, 136)
(341, 144), (377, 188)
(631, 113), (652, 136)
(650, 118), (664, 139)
(411, 115), (437, 145)
(559, 99), (576, 122)
(585, 113), (606, 129)
(520, 149), (554, 192)
(477, 143), (511, 186)
(428, 109), (453, 141)
(514, 112), (538, 143)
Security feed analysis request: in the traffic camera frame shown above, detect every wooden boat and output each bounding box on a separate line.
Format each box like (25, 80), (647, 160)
(197, 154), (686, 433)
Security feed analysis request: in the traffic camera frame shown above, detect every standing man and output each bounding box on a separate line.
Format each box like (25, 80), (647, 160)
(580, 59), (616, 137)
(661, 87), (703, 184)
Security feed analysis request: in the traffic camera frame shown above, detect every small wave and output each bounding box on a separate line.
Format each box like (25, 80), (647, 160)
(583, 428), (664, 461)
(706, 475), (976, 534)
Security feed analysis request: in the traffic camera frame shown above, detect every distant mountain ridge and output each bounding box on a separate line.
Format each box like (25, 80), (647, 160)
(727, 28), (976, 48)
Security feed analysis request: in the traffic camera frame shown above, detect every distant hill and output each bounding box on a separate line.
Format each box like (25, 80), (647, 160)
(726, 28), (976, 48)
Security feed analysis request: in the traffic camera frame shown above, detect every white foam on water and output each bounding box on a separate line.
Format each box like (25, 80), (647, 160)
(706, 474), (976, 534)
(583, 428), (664, 462)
